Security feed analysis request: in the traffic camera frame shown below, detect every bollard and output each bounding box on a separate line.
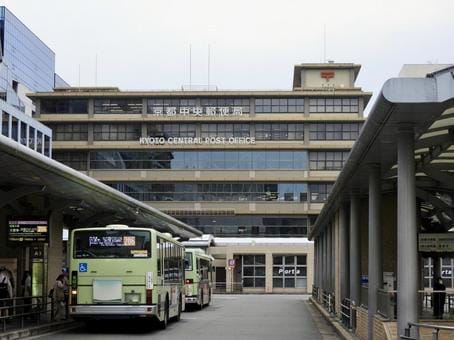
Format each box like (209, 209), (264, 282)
(431, 329), (438, 340)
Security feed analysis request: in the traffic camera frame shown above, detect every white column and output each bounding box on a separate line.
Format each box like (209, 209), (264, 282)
(397, 126), (418, 339)
(368, 165), (382, 340)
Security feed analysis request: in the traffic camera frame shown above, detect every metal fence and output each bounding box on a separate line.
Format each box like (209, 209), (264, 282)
(213, 282), (243, 293)
(322, 290), (335, 314)
(401, 322), (454, 340)
(0, 295), (55, 332)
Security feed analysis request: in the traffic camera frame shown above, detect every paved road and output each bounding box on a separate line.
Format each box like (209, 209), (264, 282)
(38, 295), (339, 340)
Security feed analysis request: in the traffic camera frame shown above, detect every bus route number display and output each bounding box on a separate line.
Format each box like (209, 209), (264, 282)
(8, 219), (49, 243)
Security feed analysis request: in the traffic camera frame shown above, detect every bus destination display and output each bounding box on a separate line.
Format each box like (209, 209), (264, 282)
(8, 219), (49, 243)
(89, 236), (136, 247)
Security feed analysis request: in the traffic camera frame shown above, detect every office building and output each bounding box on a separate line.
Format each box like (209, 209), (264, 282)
(31, 62), (371, 292)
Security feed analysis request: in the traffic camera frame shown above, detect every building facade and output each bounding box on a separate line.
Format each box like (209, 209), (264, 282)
(31, 63), (371, 293)
(0, 5), (65, 156)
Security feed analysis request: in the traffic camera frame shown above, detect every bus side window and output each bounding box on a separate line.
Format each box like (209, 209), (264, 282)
(157, 238), (161, 276)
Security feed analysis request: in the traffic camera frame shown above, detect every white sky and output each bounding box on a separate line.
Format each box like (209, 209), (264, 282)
(2, 0), (454, 110)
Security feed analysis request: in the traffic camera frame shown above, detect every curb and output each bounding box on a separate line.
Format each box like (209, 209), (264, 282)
(0, 320), (80, 340)
(309, 297), (358, 340)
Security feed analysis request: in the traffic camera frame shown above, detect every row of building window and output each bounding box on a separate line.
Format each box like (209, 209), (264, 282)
(179, 216), (311, 238)
(39, 97), (361, 114)
(1, 110), (51, 157)
(107, 182), (333, 203)
(54, 150), (349, 171)
(47, 122), (361, 141)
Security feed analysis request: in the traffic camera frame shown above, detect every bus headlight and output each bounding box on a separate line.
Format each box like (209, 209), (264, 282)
(125, 292), (141, 304)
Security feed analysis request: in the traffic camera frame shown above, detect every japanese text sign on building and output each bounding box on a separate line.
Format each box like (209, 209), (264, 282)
(150, 106), (243, 117)
(418, 233), (454, 252)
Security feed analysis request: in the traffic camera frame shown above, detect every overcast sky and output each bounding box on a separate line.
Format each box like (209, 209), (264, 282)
(3, 0), (454, 108)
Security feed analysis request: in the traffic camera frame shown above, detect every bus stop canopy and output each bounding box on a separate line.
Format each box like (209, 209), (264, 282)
(309, 65), (454, 239)
(0, 134), (202, 239)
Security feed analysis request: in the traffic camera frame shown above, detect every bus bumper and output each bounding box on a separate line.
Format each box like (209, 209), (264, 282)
(185, 296), (199, 304)
(69, 305), (158, 317)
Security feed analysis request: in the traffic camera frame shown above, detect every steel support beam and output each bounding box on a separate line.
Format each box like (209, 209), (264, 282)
(397, 127), (418, 339)
(368, 164), (382, 340)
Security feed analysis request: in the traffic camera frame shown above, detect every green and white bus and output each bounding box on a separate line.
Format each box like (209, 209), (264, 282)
(69, 224), (184, 328)
(183, 248), (214, 309)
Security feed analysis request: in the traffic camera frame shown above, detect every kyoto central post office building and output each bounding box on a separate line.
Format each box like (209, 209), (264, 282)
(30, 63), (370, 293)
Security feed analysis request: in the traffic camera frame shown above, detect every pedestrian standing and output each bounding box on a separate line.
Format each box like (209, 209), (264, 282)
(433, 276), (446, 319)
(53, 274), (67, 321)
(21, 271), (32, 316)
(0, 268), (13, 320)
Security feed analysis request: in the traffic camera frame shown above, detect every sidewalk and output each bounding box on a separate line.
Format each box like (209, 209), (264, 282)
(0, 318), (78, 340)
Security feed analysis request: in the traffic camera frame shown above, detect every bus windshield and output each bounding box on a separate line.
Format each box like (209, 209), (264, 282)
(184, 252), (193, 271)
(73, 229), (151, 259)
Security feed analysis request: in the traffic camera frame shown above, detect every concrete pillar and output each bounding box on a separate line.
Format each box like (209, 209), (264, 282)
(327, 226), (332, 293)
(47, 211), (63, 299)
(225, 252), (234, 293)
(339, 204), (349, 301)
(368, 164), (382, 340)
(265, 253), (273, 293)
(322, 231), (327, 292)
(350, 194), (361, 309)
(397, 127), (418, 339)
(313, 238), (318, 291)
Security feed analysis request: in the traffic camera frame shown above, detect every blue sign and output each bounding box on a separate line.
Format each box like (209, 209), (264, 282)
(79, 263), (88, 272)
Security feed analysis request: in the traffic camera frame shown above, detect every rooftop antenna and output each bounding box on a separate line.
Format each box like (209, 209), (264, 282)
(95, 53), (98, 86)
(78, 64), (81, 90)
(189, 44), (192, 88)
(323, 24), (326, 63)
(208, 44), (211, 88)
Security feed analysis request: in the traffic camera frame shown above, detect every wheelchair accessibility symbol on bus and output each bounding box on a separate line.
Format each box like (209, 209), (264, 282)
(79, 263), (88, 272)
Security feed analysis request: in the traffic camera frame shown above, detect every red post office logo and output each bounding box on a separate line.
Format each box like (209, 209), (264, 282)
(321, 71), (335, 80)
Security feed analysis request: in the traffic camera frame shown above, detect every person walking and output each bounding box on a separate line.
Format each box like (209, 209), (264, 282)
(53, 274), (67, 321)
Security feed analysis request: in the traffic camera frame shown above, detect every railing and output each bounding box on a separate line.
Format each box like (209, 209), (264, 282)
(360, 285), (368, 308)
(312, 286), (319, 300)
(322, 290), (335, 314)
(376, 289), (454, 320)
(213, 282), (243, 294)
(0, 296), (55, 332)
(340, 298), (353, 328)
(401, 322), (454, 340)
(377, 289), (397, 319)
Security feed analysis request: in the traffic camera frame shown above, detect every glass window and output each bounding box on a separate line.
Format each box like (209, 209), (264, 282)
(89, 150), (307, 170)
(242, 254), (266, 288)
(309, 151), (350, 170)
(256, 123), (304, 141)
(47, 123), (89, 141)
(93, 124), (140, 141)
(53, 151), (88, 170)
(309, 183), (334, 202)
(94, 98), (142, 114)
(309, 123), (361, 141)
(272, 255), (307, 288)
(41, 99), (88, 114)
(73, 229), (151, 258)
(309, 97), (359, 113)
(1, 111), (9, 137)
(255, 98), (304, 113)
